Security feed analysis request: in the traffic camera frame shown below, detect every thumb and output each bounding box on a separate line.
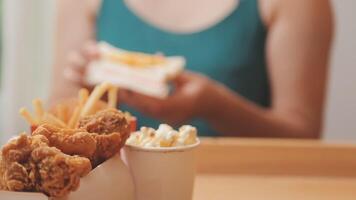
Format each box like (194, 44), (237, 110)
(83, 41), (100, 60)
(173, 70), (196, 87)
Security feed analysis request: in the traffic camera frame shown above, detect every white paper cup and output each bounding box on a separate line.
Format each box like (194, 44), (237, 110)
(122, 140), (200, 200)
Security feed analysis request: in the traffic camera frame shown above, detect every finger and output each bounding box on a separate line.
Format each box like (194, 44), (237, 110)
(172, 70), (197, 88)
(83, 41), (100, 60)
(63, 67), (94, 90)
(63, 67), (85, 86)
(67, 51), (87, 75)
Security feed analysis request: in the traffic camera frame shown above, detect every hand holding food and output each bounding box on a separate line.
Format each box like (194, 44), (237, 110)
(119, 71), (217, 125)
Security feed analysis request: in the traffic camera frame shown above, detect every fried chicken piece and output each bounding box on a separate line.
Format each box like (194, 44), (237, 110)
(78, 109), (131, 165)
(89, 132), (122, 166)
(32, 109), (130, 167)
(31, 146), (91, 197)
(32, 124), (97, 159)
(0, 133), (92, 197)
(0, 155), (5, 190)
(0, 133), (48, 191)
(78, 108), (130, 137)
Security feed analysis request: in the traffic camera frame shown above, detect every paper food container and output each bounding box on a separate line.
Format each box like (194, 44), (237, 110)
(0, 154), (135, 200)
(85, 42), (185, 98)
(122, 140), (200, 200)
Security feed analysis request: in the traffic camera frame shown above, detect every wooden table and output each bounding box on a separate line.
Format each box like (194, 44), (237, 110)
(193, 138), (356, 200)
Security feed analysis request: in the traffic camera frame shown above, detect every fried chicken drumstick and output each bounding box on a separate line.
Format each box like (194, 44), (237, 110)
(78, 108), (131, 165)
(0, 134), (91, 197)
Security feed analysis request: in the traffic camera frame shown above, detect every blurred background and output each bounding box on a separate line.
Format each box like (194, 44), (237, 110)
(0, 0), (355, 143)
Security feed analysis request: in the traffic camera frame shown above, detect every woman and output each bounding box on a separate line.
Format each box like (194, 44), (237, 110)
(51, 0), (333, 138)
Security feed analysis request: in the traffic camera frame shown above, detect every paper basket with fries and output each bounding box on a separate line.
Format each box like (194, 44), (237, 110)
(0, 82), (136, 200)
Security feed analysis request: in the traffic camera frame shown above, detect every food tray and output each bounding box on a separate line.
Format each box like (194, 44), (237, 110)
(193, 137), (356, 200)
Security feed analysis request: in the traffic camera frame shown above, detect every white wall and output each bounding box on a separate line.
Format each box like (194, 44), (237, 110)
(323, 0), (356, 141)
(0, 0), (55, 144)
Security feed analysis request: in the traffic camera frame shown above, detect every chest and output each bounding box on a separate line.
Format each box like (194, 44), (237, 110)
(124, 0), (239, 33)
(97, 0), (267, 81)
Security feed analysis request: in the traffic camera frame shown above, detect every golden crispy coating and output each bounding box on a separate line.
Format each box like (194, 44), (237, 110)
(78, 109), (131, 165)
(78, 108), (130, 146)
(0, 155), (5, 190)
(78, 108), (129, 136)
(0, 134), (48, 191)
(3, 162), (32, 191)
(90, 132), (122, 166)
(32, 124), (97, 159)
(0, 134), (92, 197)
(31, 146), (91, 197)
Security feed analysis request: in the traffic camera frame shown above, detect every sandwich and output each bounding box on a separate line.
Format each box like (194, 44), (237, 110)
(85, 42), (185, 98)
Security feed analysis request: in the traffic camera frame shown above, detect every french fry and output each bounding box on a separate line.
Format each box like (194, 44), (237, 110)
(20, 83), (121, 128)
(19, 107), (37, 125)
(68, 106), (82, 128)
(42, 113), (67, 128)
(32, 98), (44, 120)
(108, 86), (118, 108)
(56, 104), (67, 123)
(81, 82), (111, 116)
(79, 88), (89, 107)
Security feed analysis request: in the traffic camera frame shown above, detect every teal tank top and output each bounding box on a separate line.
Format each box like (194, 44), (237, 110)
(96, 0), (270, 136)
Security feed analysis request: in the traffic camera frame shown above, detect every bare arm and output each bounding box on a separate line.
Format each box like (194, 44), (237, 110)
(49, 0), (99, 103)
(205, 0), (333, 138)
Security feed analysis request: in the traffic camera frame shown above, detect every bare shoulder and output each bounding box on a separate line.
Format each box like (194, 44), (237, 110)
(88, 0), (102, 16)
(259, 0), (333, 27)
(258, 0), (277, 27)
(56, 0), (101, 18)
